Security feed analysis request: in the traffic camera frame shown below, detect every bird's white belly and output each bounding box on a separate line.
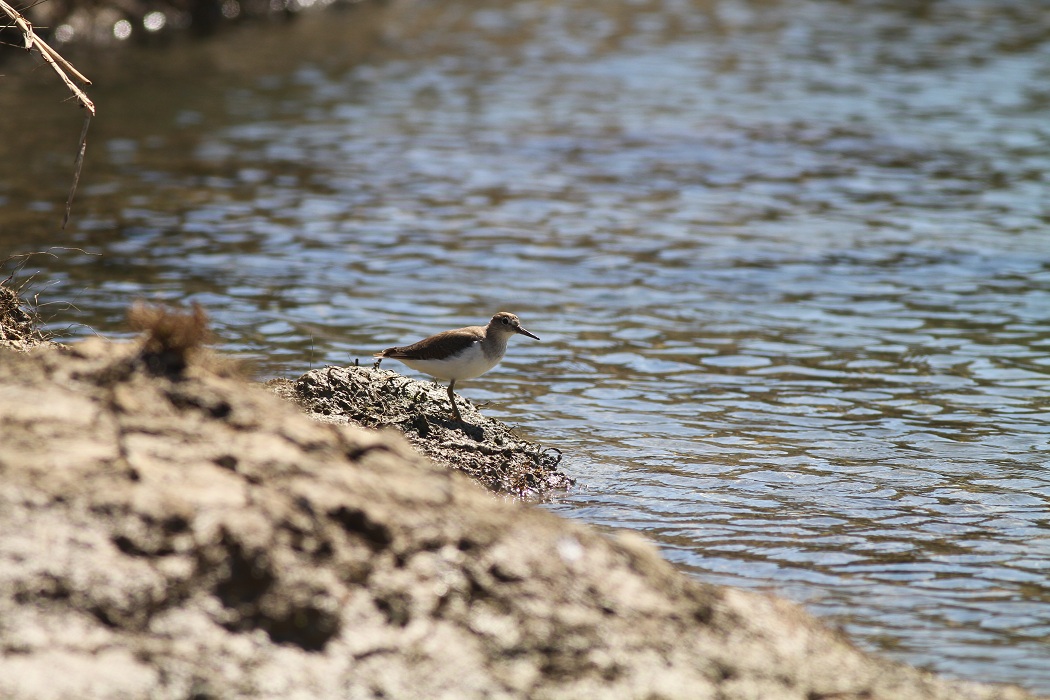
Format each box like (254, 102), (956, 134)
(397, 343), (501, 381)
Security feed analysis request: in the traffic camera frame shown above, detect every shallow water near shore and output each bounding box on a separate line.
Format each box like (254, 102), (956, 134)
(2, 0), (1049, 691)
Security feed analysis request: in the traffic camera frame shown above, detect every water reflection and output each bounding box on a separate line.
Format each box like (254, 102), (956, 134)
(2, 0), (1050, 691)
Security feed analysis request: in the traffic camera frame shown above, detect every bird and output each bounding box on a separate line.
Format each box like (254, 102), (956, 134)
(373, 312), (540, 422)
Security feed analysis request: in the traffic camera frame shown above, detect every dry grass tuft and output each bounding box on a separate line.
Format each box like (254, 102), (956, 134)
(128, 301), (211, 376)
(0, 281), (50, 351)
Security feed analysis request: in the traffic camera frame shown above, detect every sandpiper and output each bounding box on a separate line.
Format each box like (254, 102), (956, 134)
(373, 312), (540, 422)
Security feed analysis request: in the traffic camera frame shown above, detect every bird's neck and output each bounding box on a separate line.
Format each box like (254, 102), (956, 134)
(481, 331), (511, 359)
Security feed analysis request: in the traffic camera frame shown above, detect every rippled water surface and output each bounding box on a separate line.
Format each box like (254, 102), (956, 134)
(2, 0), (1050, 690)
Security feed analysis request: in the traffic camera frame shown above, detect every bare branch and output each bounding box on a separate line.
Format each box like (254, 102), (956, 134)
(63, 113), (92, 229)
(1, 0), (96, 228)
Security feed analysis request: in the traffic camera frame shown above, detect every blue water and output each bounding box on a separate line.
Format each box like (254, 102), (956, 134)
(2, 0), (1049, 691)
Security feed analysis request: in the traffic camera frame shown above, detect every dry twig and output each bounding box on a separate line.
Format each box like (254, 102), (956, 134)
(1, 0), (95, 228)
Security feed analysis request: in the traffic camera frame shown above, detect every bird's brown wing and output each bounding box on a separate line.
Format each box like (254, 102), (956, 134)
(375, 326), (484, 360)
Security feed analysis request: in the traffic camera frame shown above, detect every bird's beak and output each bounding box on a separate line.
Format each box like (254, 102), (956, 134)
(517, 326), (540, 340)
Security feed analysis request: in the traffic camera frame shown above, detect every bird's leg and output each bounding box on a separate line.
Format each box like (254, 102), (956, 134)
(447, 380), (463, 422)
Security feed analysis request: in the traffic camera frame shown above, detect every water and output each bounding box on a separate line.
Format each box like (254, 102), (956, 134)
(2, 0), (1049, 690)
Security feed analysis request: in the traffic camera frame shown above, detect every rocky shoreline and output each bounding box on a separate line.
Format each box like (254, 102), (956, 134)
(269, 365), (572, 498)
(0, 296), (1042, 699)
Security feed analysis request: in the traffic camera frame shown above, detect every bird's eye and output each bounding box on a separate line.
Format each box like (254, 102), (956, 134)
(501, 317), (510, 325)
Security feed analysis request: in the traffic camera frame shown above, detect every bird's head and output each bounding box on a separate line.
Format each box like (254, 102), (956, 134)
(490, 312), (539, 340)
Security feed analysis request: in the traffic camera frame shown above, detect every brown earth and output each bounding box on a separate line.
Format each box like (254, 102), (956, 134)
(0, 300), (1042, 700)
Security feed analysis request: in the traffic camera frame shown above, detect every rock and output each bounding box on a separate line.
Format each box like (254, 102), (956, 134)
(271, 365), (572, 498)
(0, 311), (1040, 699)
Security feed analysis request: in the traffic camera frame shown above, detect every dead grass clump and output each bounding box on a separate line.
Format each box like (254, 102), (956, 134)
(128, 301), (210, 376)
(0, 281), (50, 351)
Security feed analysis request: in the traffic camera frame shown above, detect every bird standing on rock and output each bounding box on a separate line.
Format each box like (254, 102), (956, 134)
(373, 312), (540, 422)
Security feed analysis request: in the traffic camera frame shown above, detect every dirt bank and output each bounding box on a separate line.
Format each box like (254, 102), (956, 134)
(0, 302), (1040, 699)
